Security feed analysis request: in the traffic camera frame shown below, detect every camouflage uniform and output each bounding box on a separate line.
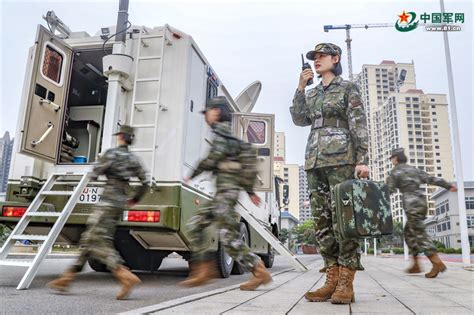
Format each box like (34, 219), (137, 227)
(387, 162), (451, 257)
(187, 121), (259, 270)
(71, 145), (147, 272)
(290, 50), (368, 270)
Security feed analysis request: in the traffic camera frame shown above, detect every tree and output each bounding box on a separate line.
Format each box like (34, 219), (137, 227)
(279, 228), (290, 244)
(0, 224), (10, 246)
(293, 220), (316, 245)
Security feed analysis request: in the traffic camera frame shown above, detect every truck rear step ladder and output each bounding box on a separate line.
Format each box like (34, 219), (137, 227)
(0, 172), (89, 289)
(235, 203), (308, 272)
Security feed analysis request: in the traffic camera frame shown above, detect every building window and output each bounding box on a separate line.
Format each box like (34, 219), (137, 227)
(467, 216), (474, 228)
(466, 197), (474, 210)
(432, 112), (436, 115)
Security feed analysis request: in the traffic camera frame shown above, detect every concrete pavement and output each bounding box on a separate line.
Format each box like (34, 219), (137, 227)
(122, 256), (474, 315)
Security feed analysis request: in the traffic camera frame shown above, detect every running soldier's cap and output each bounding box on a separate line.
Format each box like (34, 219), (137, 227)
(306, 43), (342, 61)
(389, 147), (405, 159)
(113, 125), (134, 136)
(200, 96), (231, 114)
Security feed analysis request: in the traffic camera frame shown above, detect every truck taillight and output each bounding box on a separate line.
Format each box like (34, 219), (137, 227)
(123, 211), (160, 222)
(2, 206), (28, 217)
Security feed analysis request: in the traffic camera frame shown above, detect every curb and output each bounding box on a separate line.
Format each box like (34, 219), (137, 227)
(119, 267), (296, 315)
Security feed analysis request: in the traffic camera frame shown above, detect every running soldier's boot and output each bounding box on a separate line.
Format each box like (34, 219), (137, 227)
(239, 261), (272, 291)
(331, 266), (356, 304)
(180, 261), (218, 287)
(406, 255), (422, 273)
(425, 253), (447, 278)
(47, 269), (76, 292)
(113, 265), (141, 300)
(305, 265), (339, 302)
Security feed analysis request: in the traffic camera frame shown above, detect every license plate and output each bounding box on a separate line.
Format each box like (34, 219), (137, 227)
(78, 187), (103, 204)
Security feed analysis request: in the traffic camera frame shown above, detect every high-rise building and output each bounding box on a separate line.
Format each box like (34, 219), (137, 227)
(274, 132), (286, 161)
(298, 165), (311, 223)
(356, 61), (454, 222)
(0, 131), (14, 192)
(273, 131), (300, 219)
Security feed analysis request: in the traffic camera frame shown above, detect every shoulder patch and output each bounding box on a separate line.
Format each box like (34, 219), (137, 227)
(307, 89), (318, 98)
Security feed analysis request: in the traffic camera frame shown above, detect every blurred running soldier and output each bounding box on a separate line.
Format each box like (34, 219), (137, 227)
(48, 125), (148, 300)
(180, 96), (272, 291)
(387, 148), (457, 278)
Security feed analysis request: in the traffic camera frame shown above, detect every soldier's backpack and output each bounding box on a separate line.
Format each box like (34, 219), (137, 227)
(332, 179), (393, 239)
(215, 131), (259, 192)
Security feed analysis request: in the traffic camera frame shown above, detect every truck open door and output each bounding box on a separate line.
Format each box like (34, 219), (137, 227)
(232, 113), (274, 192)
(19, 25), (73, 163)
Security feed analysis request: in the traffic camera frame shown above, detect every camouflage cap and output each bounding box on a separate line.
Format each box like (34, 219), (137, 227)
(113, 125), (134, 136)
(200, 96), (230, 114)
(389, 147), (405, 159)
(306, 43), (342, 61)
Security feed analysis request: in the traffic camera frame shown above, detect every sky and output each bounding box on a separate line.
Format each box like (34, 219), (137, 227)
(1, 0), (472, 180)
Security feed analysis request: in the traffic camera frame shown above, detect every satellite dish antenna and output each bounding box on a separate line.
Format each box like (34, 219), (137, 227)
(234, 81), (262, 113)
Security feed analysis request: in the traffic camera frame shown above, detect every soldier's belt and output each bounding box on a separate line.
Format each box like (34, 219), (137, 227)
(218, 161), (242, 171)
(312, 117), (349, 130)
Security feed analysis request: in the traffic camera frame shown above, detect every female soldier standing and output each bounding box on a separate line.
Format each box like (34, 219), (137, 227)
(290, 43), (369, 304)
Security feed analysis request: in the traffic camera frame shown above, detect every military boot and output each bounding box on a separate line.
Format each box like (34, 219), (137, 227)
(305, 265), (339, 302)
(425, 253), (447, 278)
(47, 269), (76, 292)
(113, 265), (141, 300)
(406, 255), (422, 273)
(331, 266), (356, 304)
(180, 261), (218, 287)
(239, 260), (272, 291)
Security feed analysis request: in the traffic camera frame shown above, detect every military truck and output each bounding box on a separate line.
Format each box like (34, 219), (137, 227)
(0, 7), (282, 278)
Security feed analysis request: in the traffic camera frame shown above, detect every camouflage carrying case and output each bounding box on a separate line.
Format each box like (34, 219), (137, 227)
(332, 179), (393, 239)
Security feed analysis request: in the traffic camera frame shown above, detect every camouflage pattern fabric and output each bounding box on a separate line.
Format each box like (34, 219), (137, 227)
(307, 165), (364, 271)
(188, 121), (259, 269)
(192, 122), (242, 190)
(333, 180), (392, 239)
(187, 189), (259, 269)
(72, 206), (124, 272)
(306, 43), (342, 60)
(387, 163), (452, 256)
(71, 145), (148, 272)
(290, 76), (368, 171)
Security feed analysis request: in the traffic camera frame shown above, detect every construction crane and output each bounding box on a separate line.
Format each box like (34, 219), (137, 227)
(324, 23), (394, 81)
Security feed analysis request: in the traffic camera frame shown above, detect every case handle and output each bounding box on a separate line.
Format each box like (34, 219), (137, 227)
(39, 99), (61, 112)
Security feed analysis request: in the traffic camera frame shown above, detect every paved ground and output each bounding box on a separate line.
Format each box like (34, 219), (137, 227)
(122, 255), (474, 315)
(0, 253), (319, 314)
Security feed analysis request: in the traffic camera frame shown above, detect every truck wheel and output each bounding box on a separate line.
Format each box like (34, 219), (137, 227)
(261, 248), (275, 268)
(231, 222), (249, 275)
(216, 240), (233, 278)
(88, 259), (109, 272)
(260, 224), (277, 268)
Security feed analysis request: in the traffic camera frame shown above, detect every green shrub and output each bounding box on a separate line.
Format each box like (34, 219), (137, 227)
(381, 248), (390, 254)
(437, 247), (445, 253)
(443, 248), (456, 254)
(471, 247), (474, 254)
(367, 248), (374, 255)
(433, 240), (446, 249)
(454, 248), (462, 254)
(392, 248), (404, 254)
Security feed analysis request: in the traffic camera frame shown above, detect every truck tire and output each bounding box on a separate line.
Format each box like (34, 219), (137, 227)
(216, 240), (233, 278)
(114, 229), (165, 272)
(231, 222), (249, 275)
(88, 259), (109, 272)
